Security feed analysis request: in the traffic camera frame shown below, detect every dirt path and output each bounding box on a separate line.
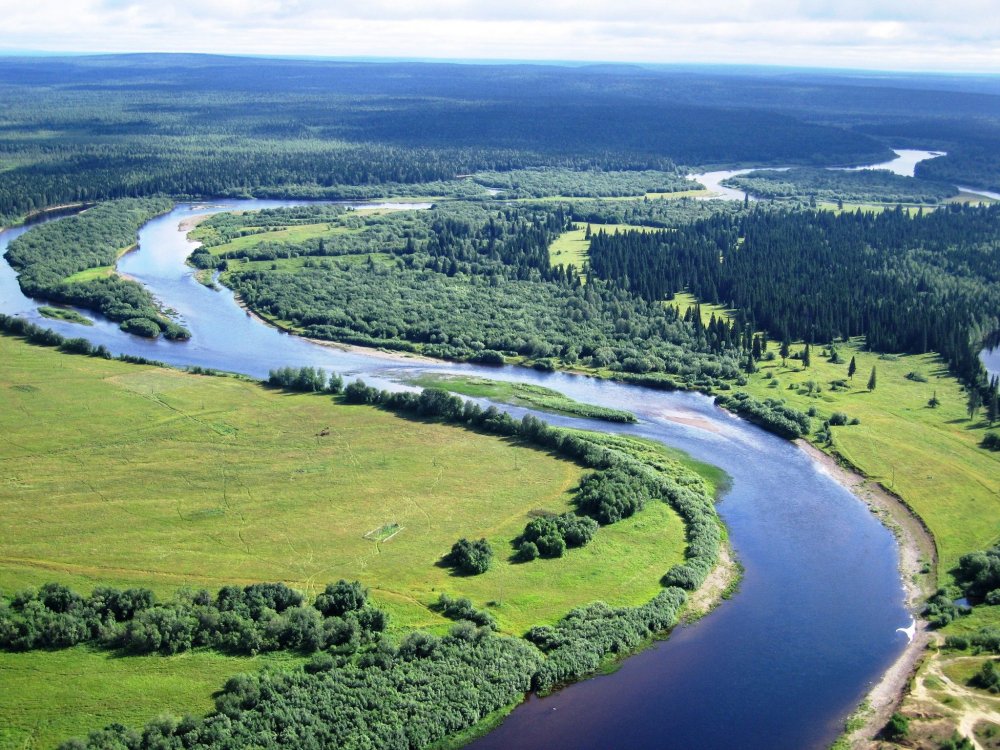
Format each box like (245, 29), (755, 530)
(906, 651), (1000, 749)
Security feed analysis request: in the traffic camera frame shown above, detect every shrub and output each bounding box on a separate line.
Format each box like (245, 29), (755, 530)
(971, 660), (1000, 693)
(444, 538), (493, 575)
(314, 581), (367, 618)
(883, 712), (910, 741)
(517, 541), (539, 561)
(120, 317), (162, 338)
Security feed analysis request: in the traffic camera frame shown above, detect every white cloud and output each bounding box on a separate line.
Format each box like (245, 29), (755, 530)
(1, 0), (999, 72)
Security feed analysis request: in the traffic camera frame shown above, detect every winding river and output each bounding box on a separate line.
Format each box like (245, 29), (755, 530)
(0, 201), (912, 749)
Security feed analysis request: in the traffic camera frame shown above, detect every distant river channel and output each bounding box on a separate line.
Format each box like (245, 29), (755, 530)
(0, 187), (917, 748)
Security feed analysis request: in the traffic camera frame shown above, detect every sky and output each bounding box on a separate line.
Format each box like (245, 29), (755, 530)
(3, 0), (1000, 74)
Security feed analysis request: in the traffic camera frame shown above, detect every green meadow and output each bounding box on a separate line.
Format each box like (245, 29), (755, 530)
(0, 648), (304, 750)
(194, 221), (357, 256)
(0, 336), (693, 747)
(742, 339), (1000, 577)
(548, 222), (660, 277)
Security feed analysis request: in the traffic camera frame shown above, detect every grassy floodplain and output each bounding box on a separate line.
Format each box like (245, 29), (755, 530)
(0, 335), (698, 748)
(742, 339), (1000, 581)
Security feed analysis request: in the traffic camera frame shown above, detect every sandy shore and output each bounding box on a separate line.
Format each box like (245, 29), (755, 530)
(796, 440), (937, 747)
(684, 541), (739, 621)
(178, 214), (213, 232)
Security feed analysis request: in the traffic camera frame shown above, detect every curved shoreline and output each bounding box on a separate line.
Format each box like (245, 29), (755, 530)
(797, 441), (937, 746)
(1, 206), (922, 748)
(225, 257), (928, 743)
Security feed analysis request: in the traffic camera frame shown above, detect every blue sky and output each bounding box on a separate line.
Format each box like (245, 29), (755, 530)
(3, 0), (999, 73)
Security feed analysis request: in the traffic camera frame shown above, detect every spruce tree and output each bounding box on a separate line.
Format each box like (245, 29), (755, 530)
(968, 388), (983, 420)
(848, 355), (857, 380)
(802, 343), (811, 368)
(867, 366), (877, 392)
(780, 338), (790, 366)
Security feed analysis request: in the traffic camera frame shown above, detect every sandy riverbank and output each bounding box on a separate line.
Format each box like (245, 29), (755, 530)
(797, 440), (938, 748)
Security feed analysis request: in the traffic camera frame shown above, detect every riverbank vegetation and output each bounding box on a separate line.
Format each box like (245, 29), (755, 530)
(405, 374), (637, 423)
(721, 167), (958, 205)
(213, 201), (747, 387)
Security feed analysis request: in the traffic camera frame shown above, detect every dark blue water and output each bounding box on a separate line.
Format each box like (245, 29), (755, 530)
(0, 203), (912, 750)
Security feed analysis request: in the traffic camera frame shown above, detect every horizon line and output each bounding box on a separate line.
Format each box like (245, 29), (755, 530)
(1, 49), (999, 79)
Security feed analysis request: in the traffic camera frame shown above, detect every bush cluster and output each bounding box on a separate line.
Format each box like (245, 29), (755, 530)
(517, 513), (598, 560)
(527, 588), (687, 693)
(714, 391), (811, 439)
(0, 580), (385, 657)
(431, 594), (497, 630)
(266, 365), (343, 393)
(443, 538), (494, 575)
(954, 545), (1000, 604)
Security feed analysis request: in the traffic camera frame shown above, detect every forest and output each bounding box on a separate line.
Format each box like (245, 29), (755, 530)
(7, 55), (1000, 224)
(215, 202), (748, 386)
(587, 204), (1000, 389)
(722, 167), (958, 205)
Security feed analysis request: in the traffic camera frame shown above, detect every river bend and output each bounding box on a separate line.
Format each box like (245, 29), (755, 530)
(0, 201), (911, 749)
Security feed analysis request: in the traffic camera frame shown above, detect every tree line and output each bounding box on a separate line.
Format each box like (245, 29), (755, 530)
(0, 580), (385, 657)
(587, 204), (1000, 391)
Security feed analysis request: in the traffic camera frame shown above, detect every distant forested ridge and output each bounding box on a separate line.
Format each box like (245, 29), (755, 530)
(588, 204), (1000, 385)
(0, 55), (926, 223)
(4, 198), (188, 339)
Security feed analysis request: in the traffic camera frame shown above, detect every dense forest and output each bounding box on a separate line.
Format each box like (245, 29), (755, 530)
(216, 202), (747, 385)
(587, 204), (1000, 386)
(4, 55), (988, 224)
(722, 168), (958, 205)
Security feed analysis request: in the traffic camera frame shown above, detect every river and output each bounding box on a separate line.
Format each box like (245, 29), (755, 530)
(689, 147), (999, 204)
(0, 200), (913, 749)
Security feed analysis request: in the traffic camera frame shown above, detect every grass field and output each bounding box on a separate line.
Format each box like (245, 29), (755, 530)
(196, 221), (358, 256)
(0, 336), (694, 747)
(666, 291), (734, 325)
(0, 648), (304, 750)
(741, 339), (1000, 578)
(547, 222), (660, 275)
(406, 373), (637, 422)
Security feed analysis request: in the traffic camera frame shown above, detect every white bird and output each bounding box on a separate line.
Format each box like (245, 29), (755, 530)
(895, 619), (916, 643)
